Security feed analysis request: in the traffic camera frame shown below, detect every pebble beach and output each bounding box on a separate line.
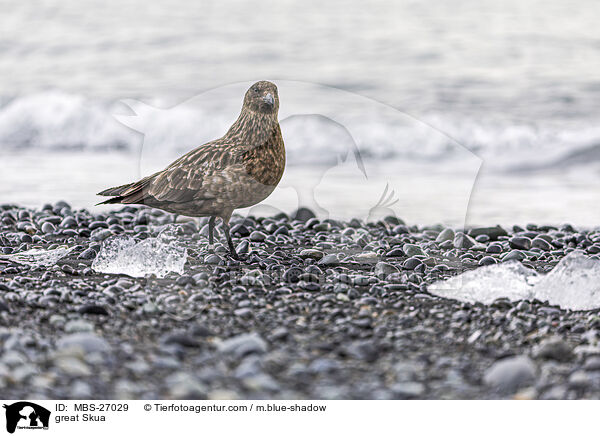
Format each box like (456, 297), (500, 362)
(1, 202), (600, 400)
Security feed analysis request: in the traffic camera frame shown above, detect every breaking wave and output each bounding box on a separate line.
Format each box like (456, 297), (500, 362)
(1, 90), (600, 171)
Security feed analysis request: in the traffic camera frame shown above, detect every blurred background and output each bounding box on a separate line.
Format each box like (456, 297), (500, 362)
(1, 0), (599, 226)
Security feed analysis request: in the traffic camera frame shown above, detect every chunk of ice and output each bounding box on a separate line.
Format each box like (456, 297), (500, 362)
(428, 261), (536, 305)
(0, 246), (74, 267)
(429, 253), (600, 311)
(92, 225), (187, 278)
(534, 253), (600, 311)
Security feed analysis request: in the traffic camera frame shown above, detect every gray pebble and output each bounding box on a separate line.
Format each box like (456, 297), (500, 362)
(483, 355), (536, 394)
(391, 382), (425, 399)
(249, 231), (267, 242)
(65, 319), (94, 333)
(299, 249), (324, 260)
(435, 228), (454, 243)
(509, 236), (532, 250)
(534, 336), (573, 362)
(56, 333), (111, 354)
(503, 250), (526, 261)
(219, 333), (268, 358)
(41, 222), (56, 234)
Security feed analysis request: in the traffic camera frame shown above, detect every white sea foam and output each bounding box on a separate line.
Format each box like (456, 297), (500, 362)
(1, 91), (600, 171)
(0, 91), (136, 151)
(429, 252), (600, 311)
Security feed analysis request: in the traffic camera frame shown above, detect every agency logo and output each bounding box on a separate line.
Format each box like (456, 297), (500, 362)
(3, 402), (50, 434)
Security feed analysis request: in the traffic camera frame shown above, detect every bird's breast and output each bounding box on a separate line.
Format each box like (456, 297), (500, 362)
(243, 125), (286, 187)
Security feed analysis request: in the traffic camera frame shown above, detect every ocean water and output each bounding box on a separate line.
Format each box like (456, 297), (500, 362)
(1, 0), (599, 226)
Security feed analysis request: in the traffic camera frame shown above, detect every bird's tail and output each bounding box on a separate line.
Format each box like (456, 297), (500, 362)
(96, 182), (135, 205)
(96, 175), (155, 206)
(96, 196), (125, 205)
(97, 183), (134, 197)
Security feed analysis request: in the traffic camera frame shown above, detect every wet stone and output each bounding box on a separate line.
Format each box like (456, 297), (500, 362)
(435, 228), (454, 243)
(453, 233), (476, 249)
(478, 256), (497, 266)
(503, 250), (526, 262)
(78, 248), (97, 260)
(403, 244), (424, 257)
(403, 257), (423, 270)
(299, 249), (324, 260)
(509, 236), (532, 250)
(532, 237), (552, 251)
(78, 304), (110, 316)
(534, 336), (573, 362)
(41, 222), (56, 234)
(483, 356), (536, 394)
(249, 231), (266, 242)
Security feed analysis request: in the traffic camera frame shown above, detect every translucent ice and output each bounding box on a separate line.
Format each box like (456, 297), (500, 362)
(92, 225), (187, 278)
(428, 261), (536, 305)
(428, 252), (600, 311)
(0, 246), (75, 267)
(534, 254), (600, 311)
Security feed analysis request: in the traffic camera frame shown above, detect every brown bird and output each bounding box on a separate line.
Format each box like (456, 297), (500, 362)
(97, 81), (285, 259)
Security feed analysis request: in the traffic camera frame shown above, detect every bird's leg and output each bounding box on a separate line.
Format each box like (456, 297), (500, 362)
(208, 216), (215, 245)
(222, 220), (239, 260)
(204, 216), (216, 254)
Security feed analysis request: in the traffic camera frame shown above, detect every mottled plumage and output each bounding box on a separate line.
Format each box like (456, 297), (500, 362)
(97, 81), (285, 258)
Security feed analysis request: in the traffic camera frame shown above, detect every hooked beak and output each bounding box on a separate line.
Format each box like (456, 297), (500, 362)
(262, 93), (274, 106)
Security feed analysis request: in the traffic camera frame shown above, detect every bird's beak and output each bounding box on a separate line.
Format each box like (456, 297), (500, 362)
(262, 93), (274, 106)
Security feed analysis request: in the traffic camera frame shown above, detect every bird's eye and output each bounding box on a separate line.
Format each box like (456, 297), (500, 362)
(253, 88), (259, 94)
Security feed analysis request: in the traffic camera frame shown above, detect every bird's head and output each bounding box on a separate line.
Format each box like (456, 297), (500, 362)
(243, 81), (279, 115)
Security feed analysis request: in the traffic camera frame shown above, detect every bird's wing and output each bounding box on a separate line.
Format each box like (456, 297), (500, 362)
(145, 140), (245, 203)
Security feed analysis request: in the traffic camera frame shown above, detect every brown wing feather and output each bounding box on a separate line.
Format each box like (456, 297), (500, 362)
(97, 183), (134, 197)
(98, 139), (244, 206)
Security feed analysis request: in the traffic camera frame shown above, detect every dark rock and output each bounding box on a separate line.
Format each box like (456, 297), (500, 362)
(468, 225), (508, 240)
(60, 216), (77, 229)
(78, 304), (109, 316)
(292, 208), (316, 222)
(478, 256), (497, 266)
(161, 332), (202, 348)
(78, 248), (97, 260)
(531, 237), (552, 251)
(89, 221), (109, 230)
(249, 231), (267, 242)
(486, 243), (503, 254)
(402, 257), (423, 270)
(509, 236), (532, 250)
(385, 248), (404, 257)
